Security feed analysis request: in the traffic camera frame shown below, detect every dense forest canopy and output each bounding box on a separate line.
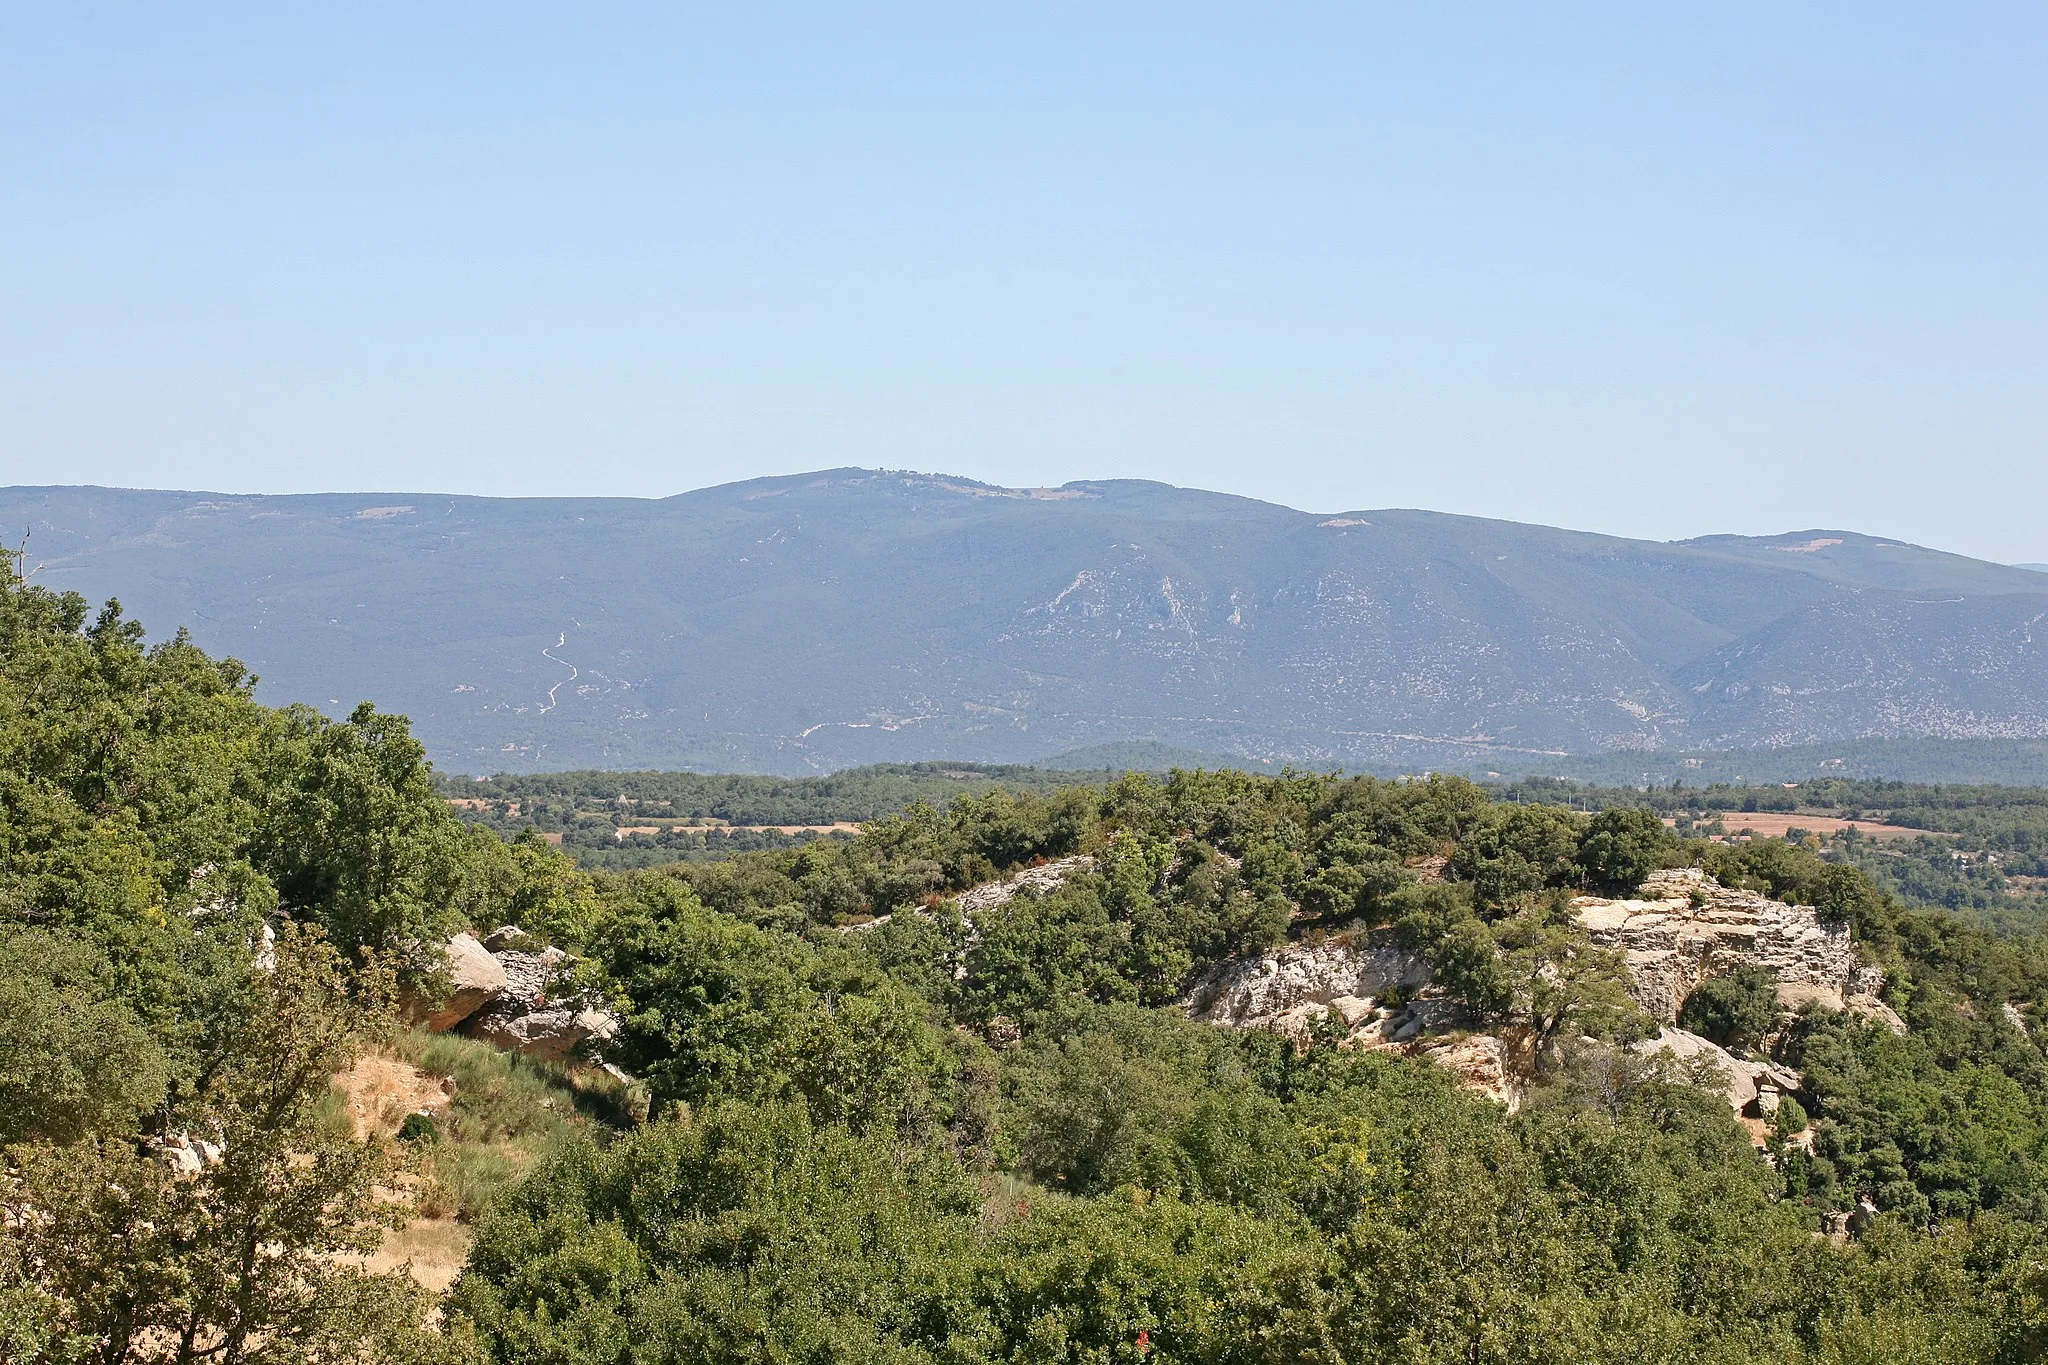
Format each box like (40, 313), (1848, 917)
(7, 559), (2048, 1362)
(447, 764), (2048, 936)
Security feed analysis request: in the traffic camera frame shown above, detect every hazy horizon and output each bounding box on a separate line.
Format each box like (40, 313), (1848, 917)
(5, 467), (2042, 566)
(5, 6), (2045, 561)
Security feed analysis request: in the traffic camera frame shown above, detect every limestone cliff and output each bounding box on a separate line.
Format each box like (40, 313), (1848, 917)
(1573, 867), (1896, 1030)
(1179, 866), (1901, 1114)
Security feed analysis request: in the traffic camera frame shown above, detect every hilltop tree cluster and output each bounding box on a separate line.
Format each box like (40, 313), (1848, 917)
(6, 559), (2048, 1362)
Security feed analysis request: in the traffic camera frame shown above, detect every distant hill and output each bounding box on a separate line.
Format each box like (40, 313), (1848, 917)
(8, 470), (2048, 775)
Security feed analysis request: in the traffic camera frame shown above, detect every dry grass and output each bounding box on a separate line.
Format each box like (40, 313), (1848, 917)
(386, 1027), (640, 1221)
(333, 1050), (452, 1140)
(355, 1217), (473, 1296)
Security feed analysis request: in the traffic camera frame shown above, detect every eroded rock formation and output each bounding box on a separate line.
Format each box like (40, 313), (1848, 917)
(1573, 867), (1872, 1020)
(1182, 934), (1431, 1032)
(408, 928), (621, 1063)
(1181, 866), (1900, 1118)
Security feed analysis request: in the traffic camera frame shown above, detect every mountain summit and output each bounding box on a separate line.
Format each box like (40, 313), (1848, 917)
(9, 471), (2048, 773)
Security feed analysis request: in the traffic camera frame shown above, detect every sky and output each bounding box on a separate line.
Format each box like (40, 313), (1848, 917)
(3, 4), (2045, 562)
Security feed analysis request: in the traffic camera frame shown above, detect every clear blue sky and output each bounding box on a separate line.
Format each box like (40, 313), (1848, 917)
(3, 4), (2044, 560)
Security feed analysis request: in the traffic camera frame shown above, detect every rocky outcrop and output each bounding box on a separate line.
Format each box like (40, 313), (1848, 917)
(1177, 931), (1494, 1097)
(1574, 867), (1868, 1021)
(839, 855), (1098, 936)
(1632, 1026), (1799, 1113)
(457, 937), (620, 1063)
(1849, 994), (1907, 1035)
(408, 928), (622, 1064)
(406, 932), (509, 1033)
(953, 855), (1097, 915)
(1418, 1033), (1521, 1108)
(464, 1001), (621, 1063)
(1181, 932), (1430, 1031)
(1179, 867), (1904, 1119)
(150, 1130), (223, 1176)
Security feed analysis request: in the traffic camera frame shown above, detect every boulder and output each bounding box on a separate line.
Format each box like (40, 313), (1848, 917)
(464, 1002), (621, 1064)
(1847, 993), (1907, 1036)
(1632, 1026), (1759, 1113)
(407, 933), (509, 1033)
(482, 924), (539, 953)
(1776, 981), (1845, 1013)
(150, 1131), (224, 1176)
(458, 943), (623, 1062)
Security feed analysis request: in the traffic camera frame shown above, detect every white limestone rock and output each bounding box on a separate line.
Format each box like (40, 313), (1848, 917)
(406, 932), (510, 1033)
(465, 1002), (621, 1064)
(1180, 931), (1431, 1029)
(1575, 867), (1869, 1023)
(1848, 994), (1908, 1036)
(952, 855), (1097, 915)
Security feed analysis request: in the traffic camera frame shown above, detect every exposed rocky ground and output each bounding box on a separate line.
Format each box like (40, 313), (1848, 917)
(406, 928), (620, 1062)
(953, 855), (1099, 914)
(1575, 867), (1902, 1032)
(1181, 867), (1903, 1119)
(841, 854), (1098, 937)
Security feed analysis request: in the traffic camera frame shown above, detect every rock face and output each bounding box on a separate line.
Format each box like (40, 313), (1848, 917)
(409, 928), (622, 1063)
(458, 939), (621, 1063)
(1632, 1026), (1799, 1113)
(465, 1001), (621, 1063)
(1181, 932), (1431, 1032)
(1418, 1033), (1520, 1109)
(1574, 867), (1867, 1021)
(1179, 866), (1903, 1119)
(952, 855), (1097, 915)
(408, 933), (510, 1033)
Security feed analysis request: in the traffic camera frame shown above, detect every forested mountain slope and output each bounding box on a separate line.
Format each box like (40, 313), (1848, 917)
(9, 470), (2048, 773)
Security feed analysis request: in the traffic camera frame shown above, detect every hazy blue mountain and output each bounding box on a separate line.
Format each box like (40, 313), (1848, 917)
(8, 470), (2048, 774)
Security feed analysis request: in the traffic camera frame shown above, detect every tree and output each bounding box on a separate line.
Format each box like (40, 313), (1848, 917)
(1575, 807), (1676, 895)
(0, 928), (169, 1146)
(1450, 803), (1585, 912)
(0, 925), (450, 1364)
(1678, 966), (1781, 1049)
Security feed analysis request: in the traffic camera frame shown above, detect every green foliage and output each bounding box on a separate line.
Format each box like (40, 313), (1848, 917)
(1451, 801), (1586, 910)
(1002, 1005), (1299, 1210)
(1575, 806), (1678, 894)
(26, 557), (2048, 1360)
(1, 927), (451, 1363)
(589, 875), (972, 1138)
(1680, 966), (1783, 1049)
(452, 1038), (2048, 1363)
(0, 928), (168, 1145)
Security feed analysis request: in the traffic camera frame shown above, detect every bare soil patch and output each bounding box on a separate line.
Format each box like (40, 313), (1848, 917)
(335, 1050), (452, 1141)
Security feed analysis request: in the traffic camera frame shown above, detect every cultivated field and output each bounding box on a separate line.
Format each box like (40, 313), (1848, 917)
(1673, 812), (1933, 843)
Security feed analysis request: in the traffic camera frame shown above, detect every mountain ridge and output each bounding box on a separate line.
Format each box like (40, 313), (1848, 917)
(8, 470), (2047, 774)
